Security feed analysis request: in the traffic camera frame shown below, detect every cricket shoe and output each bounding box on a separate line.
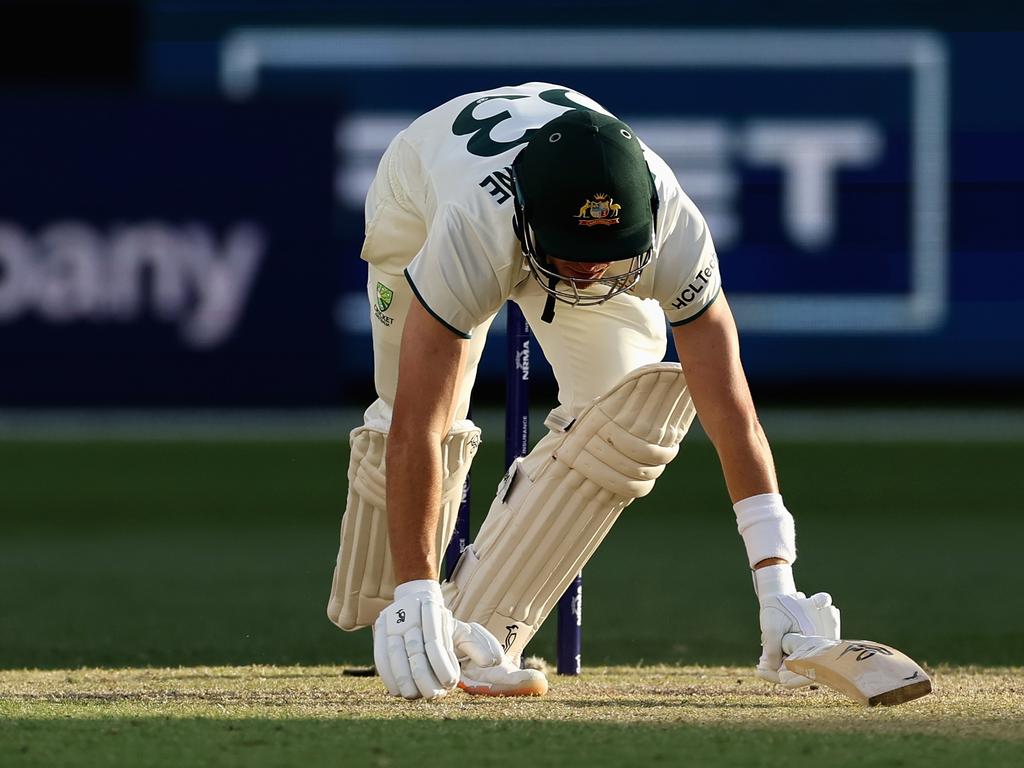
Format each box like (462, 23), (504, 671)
(458, 658), (548, 697)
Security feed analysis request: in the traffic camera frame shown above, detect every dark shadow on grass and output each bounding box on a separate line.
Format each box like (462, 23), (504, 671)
(3, 717), (1023, 768)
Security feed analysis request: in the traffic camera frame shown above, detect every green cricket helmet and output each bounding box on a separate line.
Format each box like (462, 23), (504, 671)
(511, 109), (658, 318)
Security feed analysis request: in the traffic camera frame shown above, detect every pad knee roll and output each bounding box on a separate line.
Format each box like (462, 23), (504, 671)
(445, 363), (695, 660)
(327, 421), (480, 630)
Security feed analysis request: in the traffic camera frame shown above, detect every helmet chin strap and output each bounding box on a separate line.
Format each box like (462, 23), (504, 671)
(541, 275), (559, 324)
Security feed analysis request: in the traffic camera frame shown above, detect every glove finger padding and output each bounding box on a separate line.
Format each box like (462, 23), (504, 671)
(755, 648), (781, 684)
(778, 668), (814, 688)
(372, 618), (402, 696)
(452, 620), (505, 668)
(422, 602), (460, 689)
(757, 647), (813, 687)
(373, 581), (461, 700)
(758, 591), (842, 686)
(757, 597), (803, 677)
(802, 592), (841, 637)
(755, 664), (813, 688)
(387, 633), (419, 699)
(403, 626), (446, 700)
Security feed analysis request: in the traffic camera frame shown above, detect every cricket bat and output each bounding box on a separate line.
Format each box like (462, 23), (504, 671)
(782, 634), (932, 706)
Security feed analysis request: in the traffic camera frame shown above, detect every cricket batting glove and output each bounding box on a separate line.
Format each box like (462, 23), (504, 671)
(754, 565), (841, 688)
(373, 580), (461, 700)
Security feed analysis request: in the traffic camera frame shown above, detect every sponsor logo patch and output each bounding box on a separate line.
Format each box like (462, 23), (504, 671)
(374, 281), (395, 326)
(671, 256), (719, 310)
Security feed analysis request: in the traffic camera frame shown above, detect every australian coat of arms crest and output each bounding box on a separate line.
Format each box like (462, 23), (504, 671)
(575, 193), (621, 227)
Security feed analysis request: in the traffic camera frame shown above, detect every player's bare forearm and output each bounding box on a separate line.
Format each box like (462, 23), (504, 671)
(387, 297), (469, 583)
(707, 411), (779, 503)
(386, 432), (446, 582)
(671, 292), (780, 506)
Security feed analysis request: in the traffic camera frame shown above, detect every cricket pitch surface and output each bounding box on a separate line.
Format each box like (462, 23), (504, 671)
(2, 665), (1022, 767)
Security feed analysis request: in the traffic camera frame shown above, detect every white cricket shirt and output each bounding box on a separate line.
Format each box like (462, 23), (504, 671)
(395, 82), (721, 338)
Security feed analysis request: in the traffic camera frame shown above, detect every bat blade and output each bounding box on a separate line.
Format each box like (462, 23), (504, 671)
(782, 634), (932, 706)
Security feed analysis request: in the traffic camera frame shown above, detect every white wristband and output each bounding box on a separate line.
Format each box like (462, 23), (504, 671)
(734, 492), (797, 569)
(752, 563), (797, 599)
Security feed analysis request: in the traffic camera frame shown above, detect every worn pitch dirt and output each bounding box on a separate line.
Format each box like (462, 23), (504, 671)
(2, 664), (1022, 739)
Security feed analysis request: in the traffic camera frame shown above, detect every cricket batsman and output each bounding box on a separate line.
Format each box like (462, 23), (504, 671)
(326, 83), (841, 699)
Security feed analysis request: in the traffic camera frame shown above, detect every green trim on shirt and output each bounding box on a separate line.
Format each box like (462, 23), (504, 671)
(403, 269), (473, 339)
(667, 285), (721, 327)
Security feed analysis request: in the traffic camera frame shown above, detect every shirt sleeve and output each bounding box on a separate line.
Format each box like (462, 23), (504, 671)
(404, 205), (506, 338)
(654, 189), (722, 327)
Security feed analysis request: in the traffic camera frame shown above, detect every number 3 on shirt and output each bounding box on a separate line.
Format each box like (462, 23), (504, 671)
(451, 88), (600, 158)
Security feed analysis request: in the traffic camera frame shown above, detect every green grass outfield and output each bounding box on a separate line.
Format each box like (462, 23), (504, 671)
(2, 437), (1023, 765)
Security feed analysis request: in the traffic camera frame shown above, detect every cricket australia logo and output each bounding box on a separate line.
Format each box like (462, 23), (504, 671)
(576, 193), (621, 227)
(375, 282), (393, 313)
(374, 281), (395, 327)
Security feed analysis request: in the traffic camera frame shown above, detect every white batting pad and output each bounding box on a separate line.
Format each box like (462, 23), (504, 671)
(327, 421), (480, 630)
(444, 363), (694, 660)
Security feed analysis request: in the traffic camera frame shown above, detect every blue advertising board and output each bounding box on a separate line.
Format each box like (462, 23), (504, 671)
(206, 27), (1023, 388)
(220, 29), (944, 334)
(2, 25), (1022, 405)
(0, 100), (341, 404)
